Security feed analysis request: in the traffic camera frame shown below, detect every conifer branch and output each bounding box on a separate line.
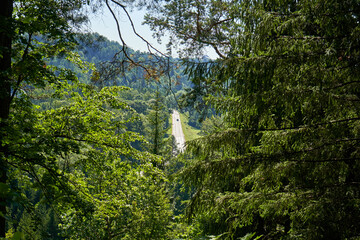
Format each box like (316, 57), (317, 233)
(324, 81), (360, 90)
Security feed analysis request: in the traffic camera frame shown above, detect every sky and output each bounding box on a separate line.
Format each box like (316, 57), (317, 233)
(88, 5), (217, 59)
(89, 7), (169, 55)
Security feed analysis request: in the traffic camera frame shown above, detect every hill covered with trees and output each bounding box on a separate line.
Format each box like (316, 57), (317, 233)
(1, 0), (360, 240)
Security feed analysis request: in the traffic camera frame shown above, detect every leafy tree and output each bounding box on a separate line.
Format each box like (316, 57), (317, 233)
(0, 0), (174, 239)
(43, 84), (172, 239)
(0, 0), (94, 236)
(145, 0), (360, 239)
(5, 79), (173, 239)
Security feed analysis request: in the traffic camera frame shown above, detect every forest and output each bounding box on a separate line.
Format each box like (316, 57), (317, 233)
(0, 0), (359, 239)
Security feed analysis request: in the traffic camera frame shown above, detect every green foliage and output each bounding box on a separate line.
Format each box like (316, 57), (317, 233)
(7, 80), (173, 239)
(145, 0), (360, 239)
(59, 159), (171, 240)
(1, 1), (179, 238)
(200, 116), (223, 136)
(1, 0), (94, 237)
(145, 91), (170, 156)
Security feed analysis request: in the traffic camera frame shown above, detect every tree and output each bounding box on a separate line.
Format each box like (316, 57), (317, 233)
(145, 0), (360, 239)
(0, 0), (13, 236)
(0, 0), (174, 238)
(0, 0), (93, 236)
(146, 90), (169, 156)
(4, 77), (173, 239)
(144, 0), (233, 58)
(42, 84), (172, 239)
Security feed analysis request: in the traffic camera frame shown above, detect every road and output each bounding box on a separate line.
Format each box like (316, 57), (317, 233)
(172, 110), (185, 153)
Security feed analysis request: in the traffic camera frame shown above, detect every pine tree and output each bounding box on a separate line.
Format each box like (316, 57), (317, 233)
(146, 90), (169, 156)
(145, 0), (360, 238)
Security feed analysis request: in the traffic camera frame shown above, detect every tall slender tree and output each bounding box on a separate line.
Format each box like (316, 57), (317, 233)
(147, 90), (169, 156)
(0, 0), (13, 236)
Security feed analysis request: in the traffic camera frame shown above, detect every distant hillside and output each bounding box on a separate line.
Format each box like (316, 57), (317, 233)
(48, 33), (211, 128)
(49, 32), (192, 94)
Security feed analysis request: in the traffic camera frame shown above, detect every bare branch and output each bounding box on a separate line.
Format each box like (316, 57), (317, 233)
(104, 0), (171, 80)
(111, 0), (167, 58)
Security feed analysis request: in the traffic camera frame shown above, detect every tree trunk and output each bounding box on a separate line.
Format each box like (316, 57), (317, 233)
(0, 0), (13, 237)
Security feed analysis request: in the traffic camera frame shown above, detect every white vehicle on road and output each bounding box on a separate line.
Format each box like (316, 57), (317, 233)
(172, 110), (185, 153)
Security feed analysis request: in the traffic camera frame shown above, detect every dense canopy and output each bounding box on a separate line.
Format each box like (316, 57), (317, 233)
(146, 0), (360, 239)
(1, 0), (360, 239)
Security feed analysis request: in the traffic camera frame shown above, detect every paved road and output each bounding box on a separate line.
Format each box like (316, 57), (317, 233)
(172, 110), (185, 153)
